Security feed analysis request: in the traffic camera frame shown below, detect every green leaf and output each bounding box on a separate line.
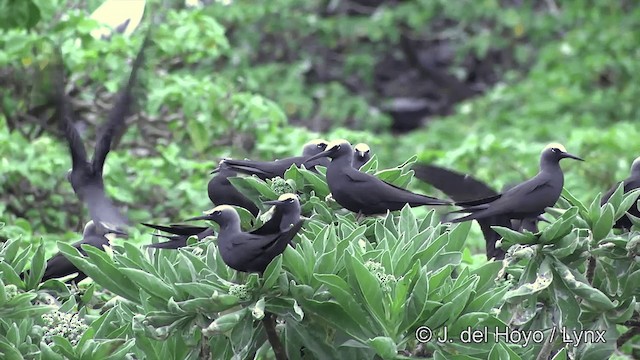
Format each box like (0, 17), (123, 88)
(615, 188), (640, 221)
(592, 203), (614, 241)
(120, 268), (175, 301)
(261, 254), (283, 290)
(344, 255), (386, 329)
(203, 308), (249, 336)
(367, 337), (397, 360)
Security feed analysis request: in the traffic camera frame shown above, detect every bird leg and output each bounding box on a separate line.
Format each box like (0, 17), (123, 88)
(355, 211), (365, 223)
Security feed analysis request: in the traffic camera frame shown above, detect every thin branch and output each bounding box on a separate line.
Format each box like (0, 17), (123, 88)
(617, 327), (640, 349)
(261, 311), (287, 360)
(586, 256), (596, 284)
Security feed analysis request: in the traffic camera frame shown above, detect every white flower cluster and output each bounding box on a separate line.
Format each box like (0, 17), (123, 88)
(41, 310), (88, 346)
(364, 260), (397, 292)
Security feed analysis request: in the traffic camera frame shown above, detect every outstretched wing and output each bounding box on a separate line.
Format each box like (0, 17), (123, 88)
(92, 28), (153, 172)
(52, 48), (89, 170)
(412, 163), (498, 202)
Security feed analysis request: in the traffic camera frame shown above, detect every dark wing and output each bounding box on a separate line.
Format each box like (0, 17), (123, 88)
(145, 235), (188, 249)
(241, 220), (303, 259)
(344, 168), (450, 205)
(477, 215), (511, 260)
(250, 208), (284, 236)
(92, 28), (152, 172)
(85, 185), (129, 229)
(52, 48), (89, 170)
(412, 164), (498, 202)
(141, 222), (209, 236)
(223, 157), (302, 179)
(450, 177), (554, 222)
(42, 235), (107, 282)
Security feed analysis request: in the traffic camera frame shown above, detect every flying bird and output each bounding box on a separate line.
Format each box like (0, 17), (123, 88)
(188, 204), (303, 274)
(142, 223), (213, 249)
(35, 221), (127, 283)
(208, 160), (260, 217)
(53, 29), (152, 232)
(448, 143), (583, 225)
(304, 139), (451, 215)
(413, 163), (540, 259)
(218, 139), (329, 180)
(353, 143), (372, 170)
(601, 156), (640, 230)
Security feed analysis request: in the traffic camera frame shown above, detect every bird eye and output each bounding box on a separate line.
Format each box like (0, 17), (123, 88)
(336, 145), (341, 150)
(551, 148), (560, 153)
(288, 198), (295, 203)
(214, 211), (221, 215)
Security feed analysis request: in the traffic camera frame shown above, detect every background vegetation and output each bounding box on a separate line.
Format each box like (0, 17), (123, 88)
(1, 0), (639, 359)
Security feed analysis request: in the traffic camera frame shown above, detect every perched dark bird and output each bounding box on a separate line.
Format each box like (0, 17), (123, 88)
(53, 31), (152, 232)
(208, 160), (260, 217)
(304, 139), (451, 215)
(413, 163), (540, 260)
(38, 221), (127, 283)
(142, 223), (213, 249)
(189, 205), (303, 274)
(601, 156), (640, 230)
(353, 143), (372, 170)
(218, 139), (329, 180)
(448, 143), (583, 225)
(146, 193), (303, 250)
(253, 193), (302, 237)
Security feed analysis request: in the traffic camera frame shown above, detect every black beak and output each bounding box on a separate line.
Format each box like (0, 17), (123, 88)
(264, 200), (286, 206)
(357, 151), (366, 158)
(304, 148), (334, 165)
(109, 228), (129, 238)
(185, 214), (213, 222)
(210, 168), (220, 174)
(561, 152), (584, 161)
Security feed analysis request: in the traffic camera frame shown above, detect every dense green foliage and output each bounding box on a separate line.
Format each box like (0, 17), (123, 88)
(1, 0), (640, 359)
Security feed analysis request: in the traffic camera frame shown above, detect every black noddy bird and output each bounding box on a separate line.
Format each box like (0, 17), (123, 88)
(216, 139), (330, 180)
(303, 139), (451, 215)
(601, 156), (640, 230)
(34, 221), (127, 283)
(147, 193), (304, 251)
(141, 223), (213, 249)
(53, 30), (152, 232)
(208, 160), (260, 217)
(448, 143), (584, 225)
(413, 163), (541, 260)
(252, 193), (303, 238)
(188, 205), (303, 274)
(353, 143), (372, 170)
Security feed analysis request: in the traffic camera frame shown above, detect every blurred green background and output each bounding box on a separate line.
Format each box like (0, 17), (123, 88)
(1, 0), (639, 256)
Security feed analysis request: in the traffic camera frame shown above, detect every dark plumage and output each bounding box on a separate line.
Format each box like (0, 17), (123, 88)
(142, 223), (213, 249)
(219, 139), (329, 180)
(413, 163), (540, 260)
(53, 30), (152, 232)
(601, 156), (640, 230)
(190, 205), (303, 274)
(208, 160), (260, 217)
(448, 143), (583, 225)
(353, 143), (372, 170)
(40, 221), (127, 283)
(252, 193), (302, 240)
(304, 139), (451, 215)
